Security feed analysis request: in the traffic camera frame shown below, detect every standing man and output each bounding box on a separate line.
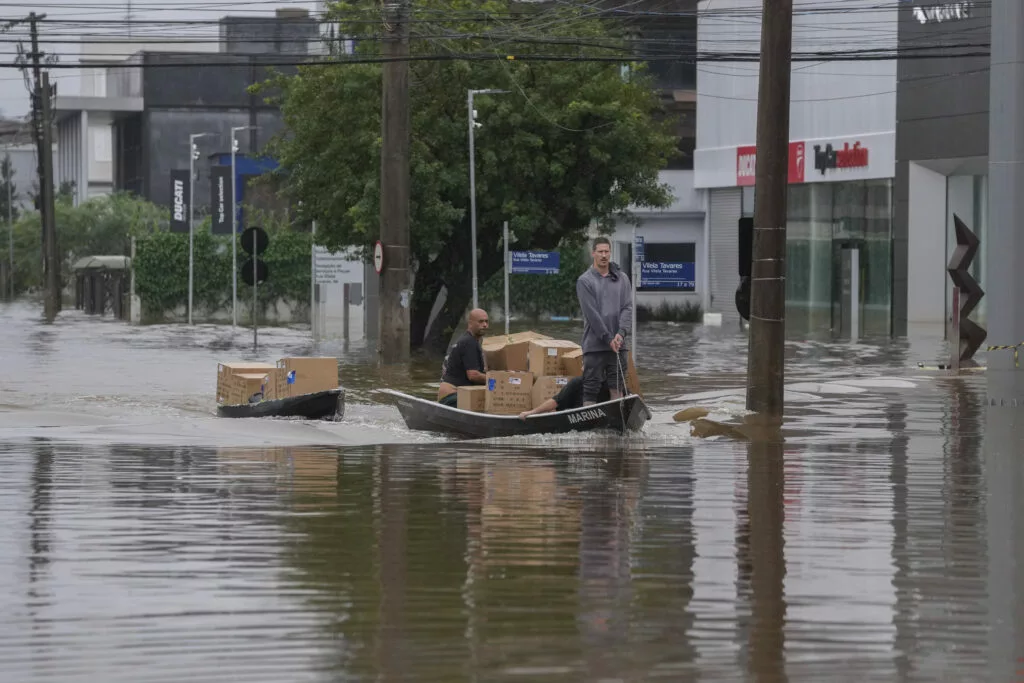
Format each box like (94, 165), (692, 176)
(576, 237), (632, 406)
(437, 308), (489, 407)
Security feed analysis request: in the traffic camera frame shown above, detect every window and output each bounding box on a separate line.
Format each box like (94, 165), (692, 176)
(93, 125), (112, 163)
(638, 242), (696, 292)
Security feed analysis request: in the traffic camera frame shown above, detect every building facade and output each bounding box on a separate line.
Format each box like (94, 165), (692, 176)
(695, 0), (898, 337)
(895, 0), (989, 336)
(606, 0), (705, 315)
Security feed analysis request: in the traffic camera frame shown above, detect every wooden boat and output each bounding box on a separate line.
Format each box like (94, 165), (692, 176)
(379, 388), (651, 439)
(217, 388), (345, 420)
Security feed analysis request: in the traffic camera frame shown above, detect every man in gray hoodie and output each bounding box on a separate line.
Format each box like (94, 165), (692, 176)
(576, 237), (633, 405)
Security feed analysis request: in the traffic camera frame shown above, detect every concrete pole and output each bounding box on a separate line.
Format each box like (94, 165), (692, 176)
(745, 0), (793, 422)
(188, 134), (196, 326)
(231, 130), (238, 328)
(469, 89), (478, 310)
(7, 152), (12, 301)
(378, 0), (411, 363)
(986, 0), (1024, 405)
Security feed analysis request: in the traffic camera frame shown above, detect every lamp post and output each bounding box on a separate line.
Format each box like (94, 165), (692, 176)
(230, 125), (256, 328)
(188, 132), (212, 325)
(467, 88), (509, 310)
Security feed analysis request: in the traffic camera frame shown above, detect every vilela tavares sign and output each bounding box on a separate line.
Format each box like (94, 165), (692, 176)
(640, 261), (696, 290)
(510, 250), (560, 275)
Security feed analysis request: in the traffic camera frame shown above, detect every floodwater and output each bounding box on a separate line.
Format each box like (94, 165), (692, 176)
(1, 300), (1023, 682)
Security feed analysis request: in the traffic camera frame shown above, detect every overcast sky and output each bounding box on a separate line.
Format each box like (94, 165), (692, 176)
(1, 0), (322, 118)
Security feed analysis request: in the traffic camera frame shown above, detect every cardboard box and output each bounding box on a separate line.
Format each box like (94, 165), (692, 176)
(276, 357), (339, 398)
(457, 385), (487, 412)
(484, 371), (534, 415)
(481, 331), (550, 372)
(217, 362), (276, 403)
(561, 349), (583, 377)
(225, 372), (274, 405)
(532, 375), (571, 408)
(527, 339), (581, 377)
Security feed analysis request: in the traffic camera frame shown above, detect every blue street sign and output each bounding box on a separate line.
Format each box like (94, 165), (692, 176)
(640, 261), (696, 290)
(510, 250), (560, 275)
(634, 235), (644, 259)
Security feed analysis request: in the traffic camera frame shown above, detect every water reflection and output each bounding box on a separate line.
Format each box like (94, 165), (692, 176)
(741, 440), (787, 683)
(2, 378), (1024, 681)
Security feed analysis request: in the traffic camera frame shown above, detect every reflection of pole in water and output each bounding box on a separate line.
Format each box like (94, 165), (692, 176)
(373, 447), (409, 681)
(29, 443), (54, 588)
(740, 440), (787, 683)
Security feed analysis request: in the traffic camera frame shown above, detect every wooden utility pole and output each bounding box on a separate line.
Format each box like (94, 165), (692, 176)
(745, 0), (793, 422)
(40, 72), (59, 322)
(377, 0), (411, 363)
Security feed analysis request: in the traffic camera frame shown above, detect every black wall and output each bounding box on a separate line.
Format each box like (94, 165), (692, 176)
(896, 0), (990, 164)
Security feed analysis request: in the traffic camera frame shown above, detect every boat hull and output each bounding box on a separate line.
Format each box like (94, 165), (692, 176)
(379, 389), (650, 439)
(216, 388), (345, 420)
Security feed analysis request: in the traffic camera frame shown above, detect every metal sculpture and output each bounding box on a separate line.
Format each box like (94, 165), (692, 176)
(946, 213), (987, 362)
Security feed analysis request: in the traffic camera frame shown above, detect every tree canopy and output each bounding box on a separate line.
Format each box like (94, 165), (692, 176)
(259, 0), (678, 348)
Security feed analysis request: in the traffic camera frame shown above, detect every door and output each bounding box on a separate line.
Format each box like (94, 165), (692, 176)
(832, 239), (865, 339)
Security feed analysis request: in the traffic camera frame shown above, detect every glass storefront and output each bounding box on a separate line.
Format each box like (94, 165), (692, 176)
(741, 179), (894, 337)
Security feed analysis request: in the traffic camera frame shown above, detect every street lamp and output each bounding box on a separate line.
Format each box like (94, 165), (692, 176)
(188, 132), (213, 325)
(230, 125), (256, 328)
(468, 88), (509, 310)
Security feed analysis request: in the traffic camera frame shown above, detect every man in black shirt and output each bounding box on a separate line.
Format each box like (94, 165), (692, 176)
(517, 376), (610, 419)
(438, 308), (489, 407)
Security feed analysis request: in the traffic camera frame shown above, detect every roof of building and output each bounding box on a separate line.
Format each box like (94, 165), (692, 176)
(72, 256), (132, 271)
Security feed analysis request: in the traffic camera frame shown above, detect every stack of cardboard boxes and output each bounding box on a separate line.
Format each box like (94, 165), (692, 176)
(216, 357), (339, 405)
(456, 331), (583, 415)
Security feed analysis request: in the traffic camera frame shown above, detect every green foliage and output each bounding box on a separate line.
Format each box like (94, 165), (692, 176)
(0, 154), (21, 223)
(0, 191), (165, 296)
(479, 242), (589, 319)
(637, 300), (703, 323)
(133, 212), (312, 322)
(254, 0), (678, 346)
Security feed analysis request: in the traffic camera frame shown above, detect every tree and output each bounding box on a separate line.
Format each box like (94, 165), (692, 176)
(258, 0), (678, 350)
(0, 154), (19, 223)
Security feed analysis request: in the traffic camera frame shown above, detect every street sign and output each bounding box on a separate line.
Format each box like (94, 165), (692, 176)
(169, 169), (190, 233)
(241, 259), (269, 286)
(510, 250), (559, 275)
(634, 235), (644, 260)
(373, 240), (384, 274)
(241, 226), (269, 255)
(640, 261), (696, 290)
(314, 245), (360, 285)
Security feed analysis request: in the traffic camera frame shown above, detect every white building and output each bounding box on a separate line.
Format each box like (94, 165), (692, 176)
(694, 0), (898, 337)
(607, 170), (707, 315)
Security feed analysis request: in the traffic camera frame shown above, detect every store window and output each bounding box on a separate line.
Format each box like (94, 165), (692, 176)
(741, 179), (894, 336)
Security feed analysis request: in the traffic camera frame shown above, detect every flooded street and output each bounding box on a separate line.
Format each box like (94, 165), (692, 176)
(1, 300), (1022, 681)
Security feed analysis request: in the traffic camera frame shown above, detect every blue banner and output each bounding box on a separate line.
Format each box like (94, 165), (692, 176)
(640, 261), (696, 291)
(510, 250), (560, 275)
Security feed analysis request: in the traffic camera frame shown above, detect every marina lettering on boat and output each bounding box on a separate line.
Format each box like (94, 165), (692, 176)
(568, 408), (604, 425)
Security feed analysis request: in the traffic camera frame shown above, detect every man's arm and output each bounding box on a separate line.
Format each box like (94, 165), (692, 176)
(576, 277), (612, 343)
(462, 341), (487, 384)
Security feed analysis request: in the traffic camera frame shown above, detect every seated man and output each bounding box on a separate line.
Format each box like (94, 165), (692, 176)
(517, 376), (610, 420)
(437, 308), (489, 407)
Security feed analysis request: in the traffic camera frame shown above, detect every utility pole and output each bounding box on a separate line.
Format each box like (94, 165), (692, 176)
(467, 88), (509, 310)
(24, 12), (57, 319)
(39, 72), (58, 322)
(745, 0), (793, 422)
(377, 0), (411, 363)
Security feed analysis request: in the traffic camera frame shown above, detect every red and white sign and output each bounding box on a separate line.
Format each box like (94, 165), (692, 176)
(736, 141), (806, 186)
(811, 141), (869, 176)
(373, 240), (384, 274)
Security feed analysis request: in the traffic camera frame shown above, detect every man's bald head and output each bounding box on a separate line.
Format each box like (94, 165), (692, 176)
(467, 308), (489, 338)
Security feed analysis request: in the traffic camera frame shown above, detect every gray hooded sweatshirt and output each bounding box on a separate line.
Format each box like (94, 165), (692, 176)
(576, 263), (633, 353)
